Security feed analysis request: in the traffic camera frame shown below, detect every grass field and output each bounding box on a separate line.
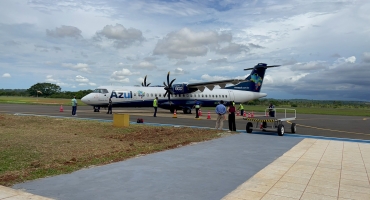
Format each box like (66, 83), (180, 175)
(0, 114), (229, 186)
(0, 96), (88, 106)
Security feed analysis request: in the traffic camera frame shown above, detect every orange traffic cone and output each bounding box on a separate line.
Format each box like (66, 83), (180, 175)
(251, 111), (254, 118)
(237, 111), (240, 116)
(243, 112), (246, 117)
(173, 109), (177, 118)
(199, 109), (202, 116)
(59, 105), (64, 112)
(265, 112), (268, 117)
(248, 112), (251, 118)
(207, 112), (211, 119)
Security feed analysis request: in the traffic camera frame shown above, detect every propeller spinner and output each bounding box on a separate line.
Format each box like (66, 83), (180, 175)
(141, 75), (151, 87)
(163, 72), (176, 104)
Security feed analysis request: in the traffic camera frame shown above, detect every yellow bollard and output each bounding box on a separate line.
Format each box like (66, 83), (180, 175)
(113, 113), (130, 127)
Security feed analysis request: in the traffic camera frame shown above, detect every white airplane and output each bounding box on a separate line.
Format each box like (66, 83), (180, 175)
(81, 63), (280, 114)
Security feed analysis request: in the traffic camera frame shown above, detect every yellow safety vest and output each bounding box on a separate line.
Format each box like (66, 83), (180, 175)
(239, 104), (244, 110)
(153, 99), (157, 107)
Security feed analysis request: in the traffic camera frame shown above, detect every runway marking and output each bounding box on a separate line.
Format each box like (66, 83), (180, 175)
(286, 120), (370, 136)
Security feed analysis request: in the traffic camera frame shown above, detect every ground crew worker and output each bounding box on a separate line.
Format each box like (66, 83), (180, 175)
(232, 101), (235, 106)
(268, 103), (275, 117)
(71, 96), (77, 116)
(107, 98), (112, 114)
(153, 97), (158, 117)
(237, 103), (244, 116)
(193, 99), (201, 118)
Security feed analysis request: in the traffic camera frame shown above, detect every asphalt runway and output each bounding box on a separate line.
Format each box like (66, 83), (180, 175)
(1, 104), (369, 140)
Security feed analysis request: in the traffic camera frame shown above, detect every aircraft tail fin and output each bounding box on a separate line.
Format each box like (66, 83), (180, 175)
(225, 63), (280, 92)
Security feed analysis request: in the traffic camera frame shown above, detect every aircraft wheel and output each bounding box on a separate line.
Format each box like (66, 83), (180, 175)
(277, 124), (284, 136)
(291, 123), (296, 133)
(246, 122), (253, 133)
(187, 108), (192, 114)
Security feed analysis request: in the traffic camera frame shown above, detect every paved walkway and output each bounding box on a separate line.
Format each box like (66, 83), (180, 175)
(222, 138), (370, 200)
(2, 138), (370, 200)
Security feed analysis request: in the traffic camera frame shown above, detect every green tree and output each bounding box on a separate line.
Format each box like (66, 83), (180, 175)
(27, 83), (61, 97)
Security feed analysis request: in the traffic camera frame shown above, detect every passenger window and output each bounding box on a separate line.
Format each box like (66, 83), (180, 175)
(146, 93), (149, 97)
(134, 93), (136, 96)
(186, 94), (189, 97)
(159, 94), (161, 97)
(222, 95), (224, 98)
(205, 95), (207, 97)
(190, 94), (192, 97)
(151, 93), (153, 97)
(155, 94), (157, 97)
(183, 94), (185, 97)
(202, 94), (204, 97)
(225, 95), (227, 98)
(175, 95), (177, 97)
(212, 95), (214, 97)
(216, 95), (218, 98)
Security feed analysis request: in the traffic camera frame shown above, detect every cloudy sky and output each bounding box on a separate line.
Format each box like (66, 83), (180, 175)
(0, 0), (369, 101)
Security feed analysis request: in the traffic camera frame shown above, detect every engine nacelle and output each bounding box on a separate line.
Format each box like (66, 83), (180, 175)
(172, 83), (197, 94)
(172, 83), (187, 94)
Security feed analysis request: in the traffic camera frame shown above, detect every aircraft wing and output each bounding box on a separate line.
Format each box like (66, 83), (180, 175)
(187, 79), (249, 92)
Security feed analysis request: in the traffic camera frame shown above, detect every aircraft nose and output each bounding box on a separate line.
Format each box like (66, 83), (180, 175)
(81, 95), (89, 103)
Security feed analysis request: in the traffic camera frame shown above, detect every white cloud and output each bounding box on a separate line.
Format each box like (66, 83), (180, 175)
(2, 73), (11, 78)
(62, 63), (90, 73)
(345, 56), (356, 63)
(153, 28), (232, 59)
(172, 68), (188, 75)
(95, 24), (144, 48)
(132, 61), (157, 70)
(200, 74), (229, 81)
(213, 66), (235, 71)
(75, 75), (89, 82)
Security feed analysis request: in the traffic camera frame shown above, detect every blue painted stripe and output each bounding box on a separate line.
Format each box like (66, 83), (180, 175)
(12, 113), (370, 144)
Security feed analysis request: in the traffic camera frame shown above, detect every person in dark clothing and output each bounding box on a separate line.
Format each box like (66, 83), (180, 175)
(193, 99), (201, 118)
(107, 98), (112, 114)
(268, 103), (275, 117)
(228, 101), (236, 132)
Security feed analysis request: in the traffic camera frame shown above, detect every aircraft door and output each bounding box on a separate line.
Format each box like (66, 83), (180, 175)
(228, 91), (235, 102)
(99, 89), (109, 104)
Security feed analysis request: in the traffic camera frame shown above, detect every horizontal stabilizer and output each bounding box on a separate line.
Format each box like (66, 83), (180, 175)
(244, 63), (280, 71)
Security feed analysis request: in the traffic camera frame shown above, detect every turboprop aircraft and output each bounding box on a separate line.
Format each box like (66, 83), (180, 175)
(81, 63), (280, 114)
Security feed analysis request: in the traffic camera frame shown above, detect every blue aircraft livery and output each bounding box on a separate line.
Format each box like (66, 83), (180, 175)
(110, 91), (132, 99)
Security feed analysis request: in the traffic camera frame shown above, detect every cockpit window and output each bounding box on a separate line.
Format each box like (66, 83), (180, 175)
(93, 89), (109, 93)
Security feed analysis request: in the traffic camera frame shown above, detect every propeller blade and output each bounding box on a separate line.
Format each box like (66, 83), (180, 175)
(144, 75), (147, 86)
(163, 82), (167, 88)
(164, 91), (168, 97)
(147, 83), (151, 87)
(167, 72), (170, 85)
(141, 82), (144, 87)
(169, 79), (176, 86)
(167, 95), (171, 105)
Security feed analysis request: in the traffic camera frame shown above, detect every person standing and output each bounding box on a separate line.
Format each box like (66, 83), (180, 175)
(215, 100), (227, 130)
(268, 103), (275, 117)
(193, 99), (201, 118)
(153, 97), (158, 117)
(71, 96), (77, 116)
(107, 98), (112, 114)
(228, 101), (236, 132)
(237, 103), (244, 116)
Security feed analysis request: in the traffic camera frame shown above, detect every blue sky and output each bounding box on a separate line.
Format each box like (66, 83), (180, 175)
(0, 0), (369, 101)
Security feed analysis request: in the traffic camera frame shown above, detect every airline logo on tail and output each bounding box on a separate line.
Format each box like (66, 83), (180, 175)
(250, 73), (263, 91)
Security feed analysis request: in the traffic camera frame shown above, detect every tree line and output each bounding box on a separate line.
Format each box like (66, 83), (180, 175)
(0, 83), (92, 99)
